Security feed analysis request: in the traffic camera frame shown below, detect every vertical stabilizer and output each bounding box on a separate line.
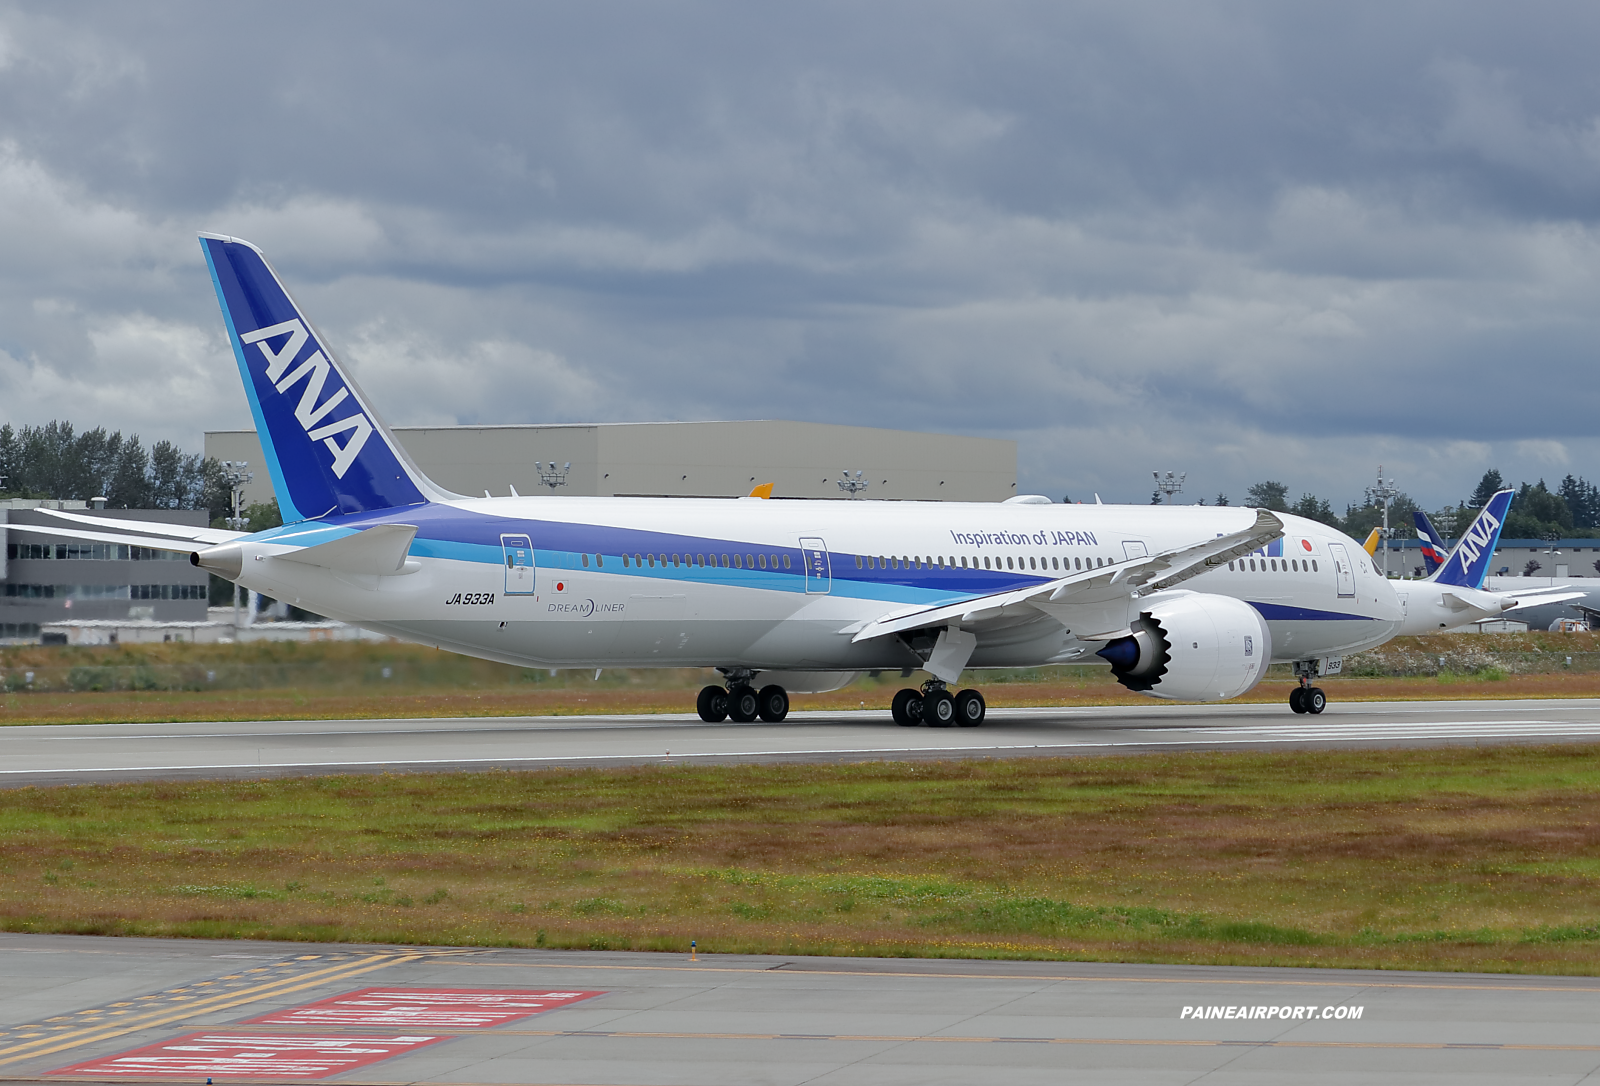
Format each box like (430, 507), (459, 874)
(200, 234), (440, 522)
(1414, 511), (1448, 575)
(1433, 490), (1514, 589)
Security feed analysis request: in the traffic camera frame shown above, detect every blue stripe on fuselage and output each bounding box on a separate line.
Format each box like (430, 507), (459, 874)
(1250, 601), (1374, 622)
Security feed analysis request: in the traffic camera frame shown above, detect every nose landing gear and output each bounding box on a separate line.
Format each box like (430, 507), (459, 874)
(1289, 662), (1327, 714)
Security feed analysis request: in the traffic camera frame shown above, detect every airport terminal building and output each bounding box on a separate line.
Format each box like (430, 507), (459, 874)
(205, 421), (1019, 508)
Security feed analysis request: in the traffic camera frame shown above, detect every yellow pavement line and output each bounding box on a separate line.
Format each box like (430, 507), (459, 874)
(0, 952), (420, 1069)
(452, 959), (1600, 994)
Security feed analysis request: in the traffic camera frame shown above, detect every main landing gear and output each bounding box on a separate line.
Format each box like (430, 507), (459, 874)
(697, 670), (789, 723)
(1289, 664), (1327, 715)
(891, 681), (986, 727)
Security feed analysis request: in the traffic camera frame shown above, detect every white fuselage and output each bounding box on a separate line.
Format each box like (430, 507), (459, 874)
(227, 498), (1404, 674)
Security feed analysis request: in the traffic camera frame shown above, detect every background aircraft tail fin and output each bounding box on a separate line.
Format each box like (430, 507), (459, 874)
(1433, 490), (1514, 589)
(1414, 511), (1448, 575)
(200, 233), (443, 522)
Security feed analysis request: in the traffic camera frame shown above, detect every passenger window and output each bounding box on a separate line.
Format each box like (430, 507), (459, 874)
(759, 554), (767, 569)
(1053, 557), (1059, 570)
(983, 557), (991, 569)
(1312, 559), (1318, 572)
(635, 553), (643, 566)
(582, 553), (590, 567)
(1291, 559), (1298, 572)
(648, 554), (655, 567)
(672, 554), (680, 566)
(1006, 557), (1014, 570)
(597, 554), (604, 567)
(697, 554), (705, 566)
(960, 556), (968, 568)
(734, 554), (742, 569)
(745, 554), (754, 568)
(783, 554), (791, 569)
(855, 555), (863, 568)
(623, 554), (630, 567)
(660, 554), (667, 566)
(721, 554), (730, 567)
(1228, 561), (1235, 571)
(1249, 559), (1256, 571)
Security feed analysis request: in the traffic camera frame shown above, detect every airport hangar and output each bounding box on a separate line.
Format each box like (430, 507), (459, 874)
(204, 421), (1019, 507)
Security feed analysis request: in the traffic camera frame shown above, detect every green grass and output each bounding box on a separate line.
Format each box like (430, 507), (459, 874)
(6, 745), (1600, 971)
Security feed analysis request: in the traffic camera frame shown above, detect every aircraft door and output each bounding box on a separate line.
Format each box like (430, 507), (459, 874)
(1327, 542), (1356, 598)
(799, 537), (831, 594)
(501, 534), (535, 595)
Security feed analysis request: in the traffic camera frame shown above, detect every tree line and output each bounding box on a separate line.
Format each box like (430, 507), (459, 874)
(0, 421), (230, 511)
(1204, 470), (1600, 542)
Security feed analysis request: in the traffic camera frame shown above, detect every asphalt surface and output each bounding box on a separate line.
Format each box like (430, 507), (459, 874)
(3, 698), (1600, 787)
(2, 933), (1598, 1085)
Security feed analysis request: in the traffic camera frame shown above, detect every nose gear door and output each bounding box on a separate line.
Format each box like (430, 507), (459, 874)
(501, 534), (535, 595)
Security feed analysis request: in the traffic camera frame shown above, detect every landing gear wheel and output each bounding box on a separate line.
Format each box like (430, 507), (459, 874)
(922, 689), (956, 727)
(954, 688), (986, 726)
(727, 684), (760, 723)
(697, 684), (729, 723)
(1289, 687), (1306, 714)
(1304, 687), (1326, 715)
(891, 688), (923, 726)
(756, 684), (789, 723)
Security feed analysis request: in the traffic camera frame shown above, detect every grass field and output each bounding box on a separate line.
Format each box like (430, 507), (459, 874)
(6, 746), (1600, 973)
(4, 633), (1600, 725)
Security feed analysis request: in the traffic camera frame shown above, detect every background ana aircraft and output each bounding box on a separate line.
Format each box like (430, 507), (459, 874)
(27, 235), (1544, 722)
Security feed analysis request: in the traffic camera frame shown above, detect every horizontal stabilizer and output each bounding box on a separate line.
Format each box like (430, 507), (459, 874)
(277, 524), (419, 575)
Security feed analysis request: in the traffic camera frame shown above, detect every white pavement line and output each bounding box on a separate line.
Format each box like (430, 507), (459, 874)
(8, 728), (1600, 777)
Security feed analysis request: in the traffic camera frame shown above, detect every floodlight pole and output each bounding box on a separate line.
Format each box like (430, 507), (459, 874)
(535, 462), (571, 491)
(838, 470), (869, 497)
(1152, 471), (1186, 503)
(220, 461), (254, 626)
(1370, 465), (1400, 579)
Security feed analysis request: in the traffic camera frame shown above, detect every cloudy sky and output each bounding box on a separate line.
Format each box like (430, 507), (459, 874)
(1, 2), (1597, 508)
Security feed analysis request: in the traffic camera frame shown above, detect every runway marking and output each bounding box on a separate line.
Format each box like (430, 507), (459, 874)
(453, 959), (1600, 993)
(106, 1023), (1600, 1052)
(11, 723), (1600, 778)
(0, 952), (420, 1070)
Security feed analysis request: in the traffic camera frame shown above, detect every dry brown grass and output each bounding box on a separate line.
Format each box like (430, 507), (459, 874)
(6, 747), (1600, 972)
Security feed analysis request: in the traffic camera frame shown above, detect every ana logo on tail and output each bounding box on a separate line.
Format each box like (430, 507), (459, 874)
(1434, 489), (1514, 590)
(239, 319), (373, 479)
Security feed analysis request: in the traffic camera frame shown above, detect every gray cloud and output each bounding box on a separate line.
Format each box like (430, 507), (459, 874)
(1, 1), (1599, 509)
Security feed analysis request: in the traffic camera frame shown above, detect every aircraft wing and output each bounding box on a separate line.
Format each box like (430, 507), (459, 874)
(24, 507), (245, 545)
(851, 509), (1283, 643)
(8, 508), (246, 556)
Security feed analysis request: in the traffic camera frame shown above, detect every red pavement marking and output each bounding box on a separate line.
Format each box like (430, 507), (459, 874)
(49, 1032), (443, 1079)
(245, 987), (605, 1029)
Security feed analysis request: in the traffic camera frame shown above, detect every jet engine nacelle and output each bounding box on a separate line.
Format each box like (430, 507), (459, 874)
(1095, 591), (1272, 702)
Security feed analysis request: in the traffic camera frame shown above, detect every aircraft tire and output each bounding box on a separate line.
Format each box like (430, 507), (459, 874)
(756, 684), (789, 723)
(1304, 687), (1327, 714)
(954, 688), (986, 726)
(1289, 687), (1306, 713)
(728, 684), (760, 722)
(697, 685), (729, 723)
(922, 689), (956, 726)
(891, 688), (922, 726)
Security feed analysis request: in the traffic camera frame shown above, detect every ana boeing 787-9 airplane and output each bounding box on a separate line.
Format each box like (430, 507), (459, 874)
(25, 235), (1548, 723)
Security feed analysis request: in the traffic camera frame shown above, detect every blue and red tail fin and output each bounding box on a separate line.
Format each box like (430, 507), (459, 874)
(200, 233), (439, 522)
(1413, 511), (1448, 575)
(1433, 490), (1513, 589)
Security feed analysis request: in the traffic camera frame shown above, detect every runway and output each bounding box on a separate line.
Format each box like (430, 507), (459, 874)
(4, 697), (1600, 787)
(2, 933), (1599, 1084)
